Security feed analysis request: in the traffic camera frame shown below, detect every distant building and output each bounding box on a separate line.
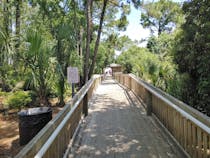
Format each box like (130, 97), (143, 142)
(109, 63), (122, 74)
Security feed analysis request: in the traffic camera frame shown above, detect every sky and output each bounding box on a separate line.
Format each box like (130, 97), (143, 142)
(119, 0), (186, 47)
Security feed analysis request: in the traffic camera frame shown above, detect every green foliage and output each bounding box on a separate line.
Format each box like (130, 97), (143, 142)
(22, 30), (56, 105)
(147, 33), (174, 56)
(0, 65), (13, 91)
(117, 46), (160, 82)
(175, 0), (210, 115)
(102, 0), (132, 32)
(117, 45), (180, 97)
(140, 0), (183, 35)
(0, 27), (17, 91)
(32, 0), (81, 105)
(4, 91), (32, 110)
(3, 0), (209, 117)
(94, 42), (115, 74)
(0, 0), (144, 106)
(116, 35), (135, 51)
(0, 91), (7, 97)
(0, 30), (15, 63)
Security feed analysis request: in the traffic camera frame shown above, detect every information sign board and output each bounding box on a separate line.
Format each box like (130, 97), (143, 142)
(67, 67), (79, 83)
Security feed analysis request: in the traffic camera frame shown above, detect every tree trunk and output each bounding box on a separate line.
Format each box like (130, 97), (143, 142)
(79, 27), (83, 57)
(14, 0), (22, 72)
(88, 0), (108, 78)
(15, 0), (21, 55)
(73, 0), (80, 57)
(58, 76), (65, 106)
(83, 0), (92, 84)
(158, 20), (162, 36)
(90, 0), (93, 42)
(57, 39), (65, 106)
(38, 86), (49, 106)
(3, 0), (9, 36)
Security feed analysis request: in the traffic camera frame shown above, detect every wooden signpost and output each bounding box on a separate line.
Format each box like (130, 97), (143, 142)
(67, 67), (79, 97)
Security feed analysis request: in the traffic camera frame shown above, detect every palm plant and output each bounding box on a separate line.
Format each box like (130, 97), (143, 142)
(23, 30), (56, 106)
(0, 29), (16, 91)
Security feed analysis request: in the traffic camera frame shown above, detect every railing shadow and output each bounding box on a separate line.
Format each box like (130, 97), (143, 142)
(114, 73), (210, 158)
(70, 83), (186, 158)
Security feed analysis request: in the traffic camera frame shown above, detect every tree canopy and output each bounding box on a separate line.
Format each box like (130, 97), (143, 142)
(0, 0), (210, 116)
(0, 0), (141, 108)
(140, 0), (183, 35)
(174, 0), (210, 115)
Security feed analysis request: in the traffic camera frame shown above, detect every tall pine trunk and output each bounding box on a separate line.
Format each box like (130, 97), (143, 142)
(57, 39), (65, 106)
(14, 0), (22, 72)
(83, 0), (92, 84)
(15, 0), (21, 55)
(88, 0), (108, 78)
(78, 27), (83, 57)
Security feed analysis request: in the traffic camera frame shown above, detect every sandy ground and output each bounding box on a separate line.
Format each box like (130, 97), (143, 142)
(0, 114), (22, 158)
(0, 106), (63, 158)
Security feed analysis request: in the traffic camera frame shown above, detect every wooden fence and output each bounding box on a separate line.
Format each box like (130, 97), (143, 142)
(114, 73), (210, 158)
(15, 75), (101, 158)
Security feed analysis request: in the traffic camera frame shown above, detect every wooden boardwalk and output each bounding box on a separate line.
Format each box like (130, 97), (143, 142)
(69, 79), (186, 158)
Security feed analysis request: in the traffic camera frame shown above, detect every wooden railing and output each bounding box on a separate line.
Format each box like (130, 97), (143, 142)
(114, 73), (210, 158)
(15, 75), (102, 158)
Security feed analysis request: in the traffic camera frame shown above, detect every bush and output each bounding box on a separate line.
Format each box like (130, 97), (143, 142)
(4, 91), (32, 110)
(0, 91), (7, 97)
(0, 91), (8, 109)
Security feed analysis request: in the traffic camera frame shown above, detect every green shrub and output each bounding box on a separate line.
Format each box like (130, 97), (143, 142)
(12, 81), (25, 91)
(4, 91), (32, 110)
(0, 91), (7, 97)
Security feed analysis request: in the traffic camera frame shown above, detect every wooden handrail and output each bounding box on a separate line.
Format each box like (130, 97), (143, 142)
(128, 74), (210, 133)
(129, 74), (210, 128)
(114, 73), (210, 158)
(15, 75), (101, 158)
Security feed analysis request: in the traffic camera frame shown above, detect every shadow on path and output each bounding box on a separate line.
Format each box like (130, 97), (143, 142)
(69, 79), (186, 158)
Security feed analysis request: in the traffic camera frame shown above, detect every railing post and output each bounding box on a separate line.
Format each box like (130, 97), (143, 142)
(83, 93), (88, 116)
(146, 90), (152, 116)
(129, 76), (132, 89)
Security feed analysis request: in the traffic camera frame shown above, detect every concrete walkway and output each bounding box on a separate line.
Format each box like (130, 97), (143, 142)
(69, 79), (186, 158)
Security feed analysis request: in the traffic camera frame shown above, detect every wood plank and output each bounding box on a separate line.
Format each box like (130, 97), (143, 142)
(70, 79), (186, 158)
(188, 121), (193, 156)
(176, 115), (180, 146)
(173, 111), (177, 138)
(183, 118), (187, 150)
(129, 74), (210, 128)
(192, 124), (197, 158)
(208, 135), (210, 158)
(180, 116), (184, 147)
(168, 107), (172, 133)
(166, 106), (169, 130)
(203, 132), (208, 158)
(197, 127), (202, 158)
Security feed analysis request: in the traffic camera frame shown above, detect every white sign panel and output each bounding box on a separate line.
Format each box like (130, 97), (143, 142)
(67, 67), (79, 83)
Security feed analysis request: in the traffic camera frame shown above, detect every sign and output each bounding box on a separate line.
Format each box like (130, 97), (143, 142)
(67, 67), (79, 83)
